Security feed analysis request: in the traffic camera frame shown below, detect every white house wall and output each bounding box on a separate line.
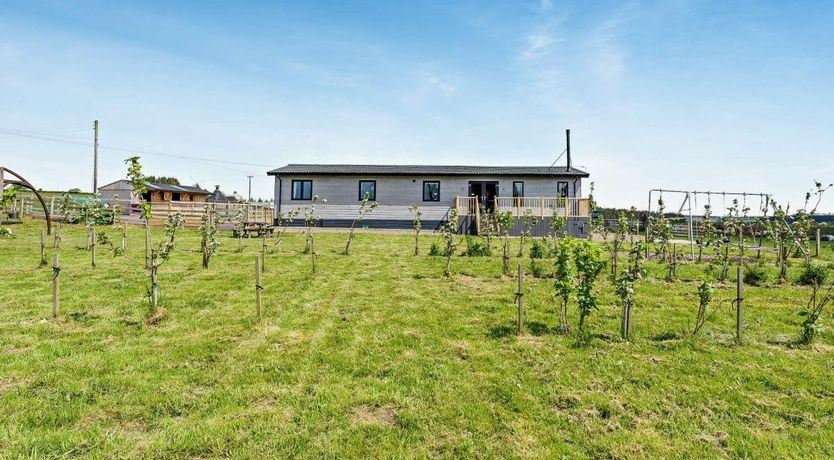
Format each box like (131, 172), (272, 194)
(273, 174), (582, 222)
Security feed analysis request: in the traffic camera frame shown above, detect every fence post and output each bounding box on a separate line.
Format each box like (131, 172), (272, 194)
(91, 228), (97, 268)
(255, 255), (263, 321)
(516, 263), (524, 335)
(261, 232), (266, 272)
(151, 252), (159, 309)
(144, 224), (151, 269)
(121, 224), (127, 252)
(40, 229), (46, 267)
(736, 265), (743, 345)
(52, 254), (60, 318)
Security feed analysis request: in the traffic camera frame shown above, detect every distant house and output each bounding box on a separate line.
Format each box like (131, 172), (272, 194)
(99, 179), (210, 214)
(267, 163), (591, 237)
(206, 185), (239, 203)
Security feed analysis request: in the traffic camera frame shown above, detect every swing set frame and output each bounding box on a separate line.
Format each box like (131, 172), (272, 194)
(0, 166), (53, 235)
(646, 188), (771, 260)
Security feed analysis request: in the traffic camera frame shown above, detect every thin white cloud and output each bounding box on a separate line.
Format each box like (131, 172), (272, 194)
(400, 71), (461, 107)
(521, 28), (561, 60)
(584, 16), (627, 89)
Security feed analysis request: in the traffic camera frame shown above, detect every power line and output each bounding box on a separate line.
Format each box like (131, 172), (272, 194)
(0, 127), (276, 170)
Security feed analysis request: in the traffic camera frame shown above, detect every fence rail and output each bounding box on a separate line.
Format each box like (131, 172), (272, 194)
(8, 194), (273, 228)
(494, 196), (590, 218)
(148, 201), (273, 227)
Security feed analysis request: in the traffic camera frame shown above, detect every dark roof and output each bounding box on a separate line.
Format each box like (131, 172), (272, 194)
(206, 186), (239, 203)
(146, 182), (209, 194)
(268, 164), (589, 177)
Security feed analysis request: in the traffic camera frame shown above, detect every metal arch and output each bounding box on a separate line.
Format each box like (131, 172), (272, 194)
(0, 166), (52, 235)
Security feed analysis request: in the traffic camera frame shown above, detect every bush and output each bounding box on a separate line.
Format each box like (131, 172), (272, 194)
(530, 239), (546, 259)
(743, 263), (768, 286)
(797, 263), (828, 286)
(462, 236), (491, 257)
(67, 210), (114, 226)
(429, 241), (453, 257)
(530, 260), (549, 278)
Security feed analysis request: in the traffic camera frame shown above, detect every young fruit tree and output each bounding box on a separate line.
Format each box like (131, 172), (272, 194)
(518, 209), (538, 257)
(721, 199), (746, 263)
(497, 211), (514, 275)
(606, 211), (630, 277)
(553, 237), (574, 334)
(697, 204), (716, 263)
(768, 182), (831, 282)
(480, 207), (497, 252)
(125, 156), (152, 267)
(233, 207), (245, 252)
(573, 240), (606, 337)
(53, 194), (74, 249)
(649, 197), (672, 261)
(692, 280), (715, 335)
(799, 281), (834, 344)
(441, 207), (459, 277)
(147, 213), (184, 320)
(343, 193), (378, 255)
(200, 205), (220, 269)
(616, 241), (644, 340)
(273, 207), (301, 252)
(548, 207), (568, 255)
(409, 204), (422, 256)
(303, 195), (325, 274)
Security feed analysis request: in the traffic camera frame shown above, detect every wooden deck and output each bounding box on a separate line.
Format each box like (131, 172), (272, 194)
(455, 196), (591, 235)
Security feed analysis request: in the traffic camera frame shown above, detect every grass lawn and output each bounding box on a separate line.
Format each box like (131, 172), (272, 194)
(2, 220), (834, 458)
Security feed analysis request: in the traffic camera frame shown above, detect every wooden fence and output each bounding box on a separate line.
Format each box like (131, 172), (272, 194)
(148, 201), (273, 227)
(7, 194), (273, 228)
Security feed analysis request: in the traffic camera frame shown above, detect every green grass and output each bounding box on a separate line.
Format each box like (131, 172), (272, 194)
(2, 220), (834, 458)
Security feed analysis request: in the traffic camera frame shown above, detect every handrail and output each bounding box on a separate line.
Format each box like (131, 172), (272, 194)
(494, 196), (590, 218)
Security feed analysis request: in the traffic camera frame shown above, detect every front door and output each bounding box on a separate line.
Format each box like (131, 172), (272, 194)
(468, 181), (498, 211)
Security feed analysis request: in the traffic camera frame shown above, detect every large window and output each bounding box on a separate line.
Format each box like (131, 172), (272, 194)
(423, 181), (440, 201)
(557, 181), (569, 198)
(358, 180), (376, 201)
(512, 181), (524, 198)
(291, 180), (313, 200)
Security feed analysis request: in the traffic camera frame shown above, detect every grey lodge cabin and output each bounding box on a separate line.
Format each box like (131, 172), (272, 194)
(268, 162), (592, 237)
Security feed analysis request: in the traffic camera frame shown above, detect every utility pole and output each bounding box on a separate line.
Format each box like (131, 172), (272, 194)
(92, 120), (99, 194)
(247, 175), (254, 202)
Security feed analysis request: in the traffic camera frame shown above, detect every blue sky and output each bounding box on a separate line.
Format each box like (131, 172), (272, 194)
(1, 0), (833, 211)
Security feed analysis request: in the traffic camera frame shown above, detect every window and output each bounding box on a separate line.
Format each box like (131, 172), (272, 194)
(291, 180), (313, 200)
(512, 181), (524, 198)
(423, 181), (440, 201)
(557, 181), (569, 198)
(358, 180), (376, 201)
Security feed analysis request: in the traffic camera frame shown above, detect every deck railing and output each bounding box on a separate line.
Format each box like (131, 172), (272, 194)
(455, 196), (590, 218)
(455, 195), (589, 235)
(494, 196), (590, 218)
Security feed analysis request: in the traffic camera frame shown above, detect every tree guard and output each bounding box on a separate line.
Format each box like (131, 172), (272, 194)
(0, 166), (52, 235)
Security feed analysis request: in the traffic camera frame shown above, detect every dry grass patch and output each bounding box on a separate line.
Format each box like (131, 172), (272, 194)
(350, 405), (397, 427)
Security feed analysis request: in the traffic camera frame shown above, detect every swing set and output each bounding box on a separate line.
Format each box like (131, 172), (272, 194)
(0, 166), (53, 235)
(646, 188), (771, 260)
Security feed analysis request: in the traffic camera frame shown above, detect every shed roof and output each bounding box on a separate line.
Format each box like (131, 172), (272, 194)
(98, 179), (209, 194)
(267, 164), (589, 177)
(146, 182), (209, 194)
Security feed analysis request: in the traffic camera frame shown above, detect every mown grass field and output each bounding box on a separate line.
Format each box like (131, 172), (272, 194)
(2, 220), (834, 459)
